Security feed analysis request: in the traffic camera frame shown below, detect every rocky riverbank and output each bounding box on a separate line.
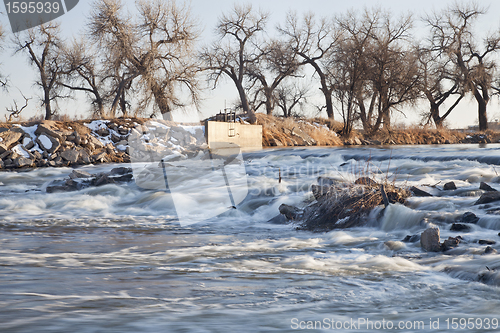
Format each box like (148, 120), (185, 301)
(0, 118), (204, 170)
(1, 115), (499, 170)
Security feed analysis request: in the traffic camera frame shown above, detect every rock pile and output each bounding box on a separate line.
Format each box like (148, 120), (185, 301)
(0, 119), (205, 170)
(46, 167), (133, 193)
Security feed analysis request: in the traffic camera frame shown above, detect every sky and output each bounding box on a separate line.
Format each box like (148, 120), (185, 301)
(1, 0), (500, 127)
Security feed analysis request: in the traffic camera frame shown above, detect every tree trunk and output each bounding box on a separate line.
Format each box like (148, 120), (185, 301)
(325, 91), (334, 119)
(44, 88), (52, 120)
(264, 87), (274, 115)
(472, 86), (488, 131)
(235, 81), (256, 123)
(478, 98), (487, 131)
(430, 103), (444, 128)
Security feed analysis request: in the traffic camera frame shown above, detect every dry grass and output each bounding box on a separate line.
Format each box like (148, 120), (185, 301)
(256, 114), (342, 147)
(367, 126), (467, 144)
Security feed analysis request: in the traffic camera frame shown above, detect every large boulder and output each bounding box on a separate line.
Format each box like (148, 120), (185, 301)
(87, 135), (104, 149)
(474, 192), (500, 205)
(60, 149), (80, 164)
(35, 120), (72, 141)
(69, 169), (92, 179)
(443, 181), (457, 190)
(35, 133), (60, 153)
(14, 156), (34, 168)
(0, 131), (23, 153)
(421, 227), (441, 252)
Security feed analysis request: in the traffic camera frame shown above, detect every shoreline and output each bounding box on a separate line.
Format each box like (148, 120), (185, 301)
(0, 115), (499, 171)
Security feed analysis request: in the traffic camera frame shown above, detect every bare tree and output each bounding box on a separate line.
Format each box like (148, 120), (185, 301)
(246, 38), (301, 115)
(89, 0), (200, 118)
(200, 4), (268, 123)
(60, 38), (108, 117)
(416, 46), (464, 128)
(356, 9), (420, 134)
(279, 12), (340, 119)
(426, 2), (500, 131)
(5, 90), (31, 122)
(330, 9), (377, 135)
(275, 79), (310, 117)
(14, 23), (66, 120)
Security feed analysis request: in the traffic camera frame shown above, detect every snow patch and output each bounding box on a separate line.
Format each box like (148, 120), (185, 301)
(38, 134), (53, 150)
(12, 144), (29, 158)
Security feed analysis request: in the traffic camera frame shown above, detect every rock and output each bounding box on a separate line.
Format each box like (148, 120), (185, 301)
(474, 191), (500, 205)
(384, 241), (406, 251)
(461, 212), (479, 224)
(279, 204), (302, 220)
(110, 167), (132, 175)
(0, 131), (23, 153)
(60, 149), (80, 164)
(14, 157), (33, 168)
(73, 131), (81, 145)
(35, 133), (60, 153)
(105, 143), (115, 154)
(94, 174), (115, 187)
(54, 156), (63, 166)
(441, 237), (461, 251)
(117, 127), (129, 135)
(410, 186), (433, 197)
(484, 246), (497, 255)
(421, 227), (441, 252)
(23, 138), (35, 150)
(354, 177), (378, 186)
(79, 150), (91, 164)
(402, 234), (421, 243)
(96, 127), (110, 137)
(64, 141), (75, 148)
(0, 150), (10, 160)
(48, 160), (57, 167)
(35, 121), (71, 140)
(92, 151), (108, 163)
(69, 169), (92, 179)
(450, 223), (471, 232)
(478, 239), (496, 245)
(111, 133), (122, 143)
(443, 181), (457, 190)
(480, 182), (497, 192)
(87, 135), (104, 149)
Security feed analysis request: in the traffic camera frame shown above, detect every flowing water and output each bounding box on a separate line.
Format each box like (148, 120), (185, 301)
(2, 144), (500, 332)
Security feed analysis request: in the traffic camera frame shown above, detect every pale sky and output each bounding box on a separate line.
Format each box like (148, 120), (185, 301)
(1, 0), (500, 128)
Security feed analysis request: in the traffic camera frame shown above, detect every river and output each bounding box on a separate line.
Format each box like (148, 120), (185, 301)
(1, 144), (500, 332)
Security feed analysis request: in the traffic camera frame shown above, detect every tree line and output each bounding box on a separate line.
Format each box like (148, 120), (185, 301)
(1, 0), (500, 133)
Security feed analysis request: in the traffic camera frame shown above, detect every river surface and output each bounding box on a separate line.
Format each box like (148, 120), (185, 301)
(2, 144), (500, 332)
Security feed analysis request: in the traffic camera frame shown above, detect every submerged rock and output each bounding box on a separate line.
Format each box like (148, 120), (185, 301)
(410, 186), (433, 197)
(443, 181), (457, 190)
(441, 237), (461, 251)
(421, 227), (441, 252)
(478, 240), (497, 245)
(474, 192), (500, 205)
(461, 212), (479, 224)
(46, 167), (134, 193)
(484, 246), (497, 255)
(279, 204), (302, 220)
(480, 182), (497, 192)
(402, 234), (421, 243)
(450, 223), (471, 232)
